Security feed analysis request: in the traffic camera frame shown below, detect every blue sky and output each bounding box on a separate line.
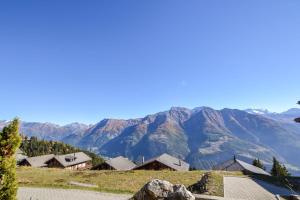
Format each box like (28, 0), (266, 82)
(0, 0), (299, 125)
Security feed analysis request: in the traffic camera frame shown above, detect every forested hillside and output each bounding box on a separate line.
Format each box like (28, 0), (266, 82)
(20, 136), (103, 167)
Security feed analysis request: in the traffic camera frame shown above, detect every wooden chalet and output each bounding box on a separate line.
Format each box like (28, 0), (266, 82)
(213, 158), (270, 176)
(45, 152), (92, 170)
(134, 153), (190, 171)
(93, 156), (136, 171)
(18, 154), (55, 167)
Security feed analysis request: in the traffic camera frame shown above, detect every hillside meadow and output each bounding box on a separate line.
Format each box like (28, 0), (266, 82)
(16, 167), (242, 196)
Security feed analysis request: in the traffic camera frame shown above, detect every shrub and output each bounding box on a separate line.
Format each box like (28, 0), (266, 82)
(0, 119), (22, 200)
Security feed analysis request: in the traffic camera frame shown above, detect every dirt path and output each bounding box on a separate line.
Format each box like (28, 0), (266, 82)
(18, 187), (131, 200)
(224, 176), (277, 200)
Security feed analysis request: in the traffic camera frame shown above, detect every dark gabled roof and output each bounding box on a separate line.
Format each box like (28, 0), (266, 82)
(104, 156), (137, 170)
(134, 153), (190, 171)
(214, 158), (270, 176)
(23, 154), (55, 167)
(48, 152), (91, 167)
(236, 159), (270, 176)
(213, 159), (235, 170)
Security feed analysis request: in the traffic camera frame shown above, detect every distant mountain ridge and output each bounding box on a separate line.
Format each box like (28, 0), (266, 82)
(1, 107), (300, 174)
(0, 121), (90, 141)
(244, 108), (273, 115)
(245, 108), (300, 123)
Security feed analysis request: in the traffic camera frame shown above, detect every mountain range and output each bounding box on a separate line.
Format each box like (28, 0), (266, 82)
(1, 107), (300, 174)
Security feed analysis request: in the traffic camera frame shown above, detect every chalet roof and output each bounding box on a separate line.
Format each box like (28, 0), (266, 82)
(16, 154), (28, 162)
(135, 153), (190, 171)
(48, 152), (91, 167)
(23, 154), (55, 167)
(237, 159), (270, 175)
(214, 158), (270, 176)
(16, 148), (24, 155)
(104, 156), (137, 170)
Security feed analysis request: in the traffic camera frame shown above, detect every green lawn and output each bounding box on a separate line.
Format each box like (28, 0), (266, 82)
(17, 167), (241, 196)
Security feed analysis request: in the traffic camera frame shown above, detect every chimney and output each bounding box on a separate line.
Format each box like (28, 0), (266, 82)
(142, 156), (145, 164)
(179, 159), (182, 166)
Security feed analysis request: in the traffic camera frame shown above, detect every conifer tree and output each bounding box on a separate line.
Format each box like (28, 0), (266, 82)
(271, 157), (290, 177)
(252, 158), (265, 170)
(0, 119), (22, 200)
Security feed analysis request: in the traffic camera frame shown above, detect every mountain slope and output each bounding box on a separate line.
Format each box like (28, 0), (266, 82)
(78, 118), (141, 151)
(97, 107), (300, 170)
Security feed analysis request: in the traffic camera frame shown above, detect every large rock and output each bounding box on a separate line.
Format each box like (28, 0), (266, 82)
(131, 179), (195, 200)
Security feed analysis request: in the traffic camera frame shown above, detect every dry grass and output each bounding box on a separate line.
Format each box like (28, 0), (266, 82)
(204, 172), (223, 196)
(17, 167), (203, 194)
(17, 167), (242, 196)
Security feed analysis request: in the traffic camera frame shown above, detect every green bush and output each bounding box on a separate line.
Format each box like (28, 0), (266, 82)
(0, 119), (22, 200)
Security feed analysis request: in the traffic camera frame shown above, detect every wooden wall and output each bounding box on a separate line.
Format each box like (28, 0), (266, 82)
(135, 161), (175, 171)
(93, 162), (116, 170)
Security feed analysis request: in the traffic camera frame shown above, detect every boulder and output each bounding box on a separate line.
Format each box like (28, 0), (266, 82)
(131, 179), (195, 200)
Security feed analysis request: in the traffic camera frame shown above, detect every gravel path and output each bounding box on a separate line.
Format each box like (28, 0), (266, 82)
(18, 187), (132, 200)
(224, 176), (277, 200)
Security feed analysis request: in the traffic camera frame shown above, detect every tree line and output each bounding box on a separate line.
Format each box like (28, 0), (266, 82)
(252, 157), (290, 177)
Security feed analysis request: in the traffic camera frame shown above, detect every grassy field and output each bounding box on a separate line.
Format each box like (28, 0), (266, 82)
(17, 167), (241, 196)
